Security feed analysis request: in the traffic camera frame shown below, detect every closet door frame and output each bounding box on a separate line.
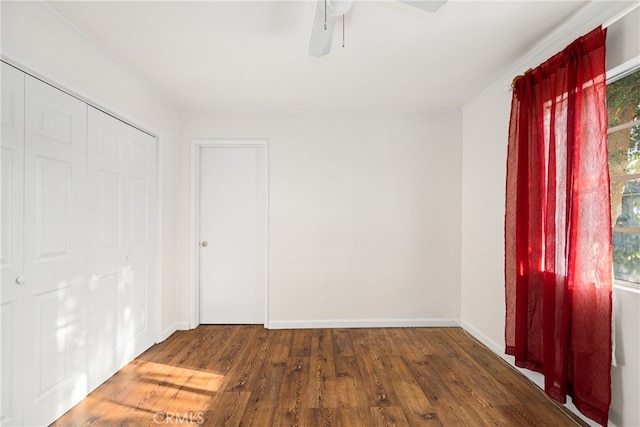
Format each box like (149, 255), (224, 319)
(3, 57), (163, 348)
(1, 60), (26, 427)
(0, 57), (163, 421)
(3, 59), (164, 348)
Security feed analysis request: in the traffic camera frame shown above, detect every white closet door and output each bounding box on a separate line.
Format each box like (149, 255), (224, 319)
(23, 76), (88, 426)
(123, 124), (157, 356)
(86, 107), (157, 389)
(86, 107), (128, 390)
(1, 63), (25, 427)
(1, 64), (158, 425)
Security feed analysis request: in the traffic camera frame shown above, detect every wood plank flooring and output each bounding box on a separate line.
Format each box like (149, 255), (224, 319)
(52, 326), (586, 426)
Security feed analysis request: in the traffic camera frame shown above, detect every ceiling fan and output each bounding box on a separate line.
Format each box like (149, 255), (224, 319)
(309, 0), (447, 57)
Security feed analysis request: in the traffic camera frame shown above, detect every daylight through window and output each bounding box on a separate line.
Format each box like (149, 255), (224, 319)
(608, 68), (640, 289)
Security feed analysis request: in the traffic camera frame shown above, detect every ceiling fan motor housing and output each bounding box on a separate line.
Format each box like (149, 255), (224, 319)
(326, 0), (353, 16)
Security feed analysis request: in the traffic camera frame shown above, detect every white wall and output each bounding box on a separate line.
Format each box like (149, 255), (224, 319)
(461, 3), (640, 426)
(0, 0), (459, 338)
(179, 111), (462, 327)
(3, 0), (636, 424)
(0, 1), (181, 338)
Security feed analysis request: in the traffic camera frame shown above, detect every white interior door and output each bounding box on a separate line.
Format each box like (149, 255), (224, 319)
(23, 75), (88, 426)
(198, 144), (267, 324)
(1, 62), (25, 427)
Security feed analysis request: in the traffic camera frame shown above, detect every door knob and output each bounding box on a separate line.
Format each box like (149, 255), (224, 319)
(15, 275), (25, 285)
(201, 241), (208, 247)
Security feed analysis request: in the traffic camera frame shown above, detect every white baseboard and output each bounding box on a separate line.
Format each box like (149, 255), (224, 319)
(159, 322), (190, 342)
(267, 318), (460, 329)
(459, 320), (506, 357)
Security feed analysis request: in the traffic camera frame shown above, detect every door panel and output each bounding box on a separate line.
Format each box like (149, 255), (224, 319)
(199, 145), (266, 324)
(34, 157), (72, 258)
(0, 152), (18, 267)
(23, 75), (88, 426)
(88, 106), (126, 272)
(124, 125), (156, 356)
(33, 284), (84, 395)
(1, 62), (25, 427)
(86, 107), (127, 389)
(132, 267), (148, 334)
(87, 272), (118, 376)
(97, 170), (122, 250)
(129, 177), (148, 245)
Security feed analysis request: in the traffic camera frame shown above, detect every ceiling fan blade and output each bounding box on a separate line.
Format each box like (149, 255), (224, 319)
(309, 0), (338, 57)
(399, 0), (447, 12)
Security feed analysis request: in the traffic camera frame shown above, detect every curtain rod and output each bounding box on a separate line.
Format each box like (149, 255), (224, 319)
(508, 4), (638, 92)
(511, 70), (532, 90)
(602, 2), (639, 29)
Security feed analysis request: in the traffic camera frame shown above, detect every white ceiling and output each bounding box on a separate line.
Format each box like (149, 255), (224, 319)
(47, 0), (589, 111)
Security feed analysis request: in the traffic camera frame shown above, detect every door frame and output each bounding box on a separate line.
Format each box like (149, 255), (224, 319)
(189, 139), (269, 328)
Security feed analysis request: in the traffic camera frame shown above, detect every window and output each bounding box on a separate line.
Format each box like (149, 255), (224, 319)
(608, 68), (640, 290)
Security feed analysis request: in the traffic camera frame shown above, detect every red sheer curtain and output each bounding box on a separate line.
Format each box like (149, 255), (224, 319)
(505, 27), (612, 426)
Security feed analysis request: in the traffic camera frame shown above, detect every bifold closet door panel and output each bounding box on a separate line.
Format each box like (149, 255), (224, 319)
(86, 106), (129, 390)
(1, 62), (25, 427)
(123, 123), (157, 358)
(23, 75), (88, 426)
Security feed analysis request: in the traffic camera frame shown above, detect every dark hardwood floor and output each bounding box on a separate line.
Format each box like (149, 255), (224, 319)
(52, 326), (586, 426)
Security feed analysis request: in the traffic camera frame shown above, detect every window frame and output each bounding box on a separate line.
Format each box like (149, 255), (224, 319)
(607, 65), (640, 293)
